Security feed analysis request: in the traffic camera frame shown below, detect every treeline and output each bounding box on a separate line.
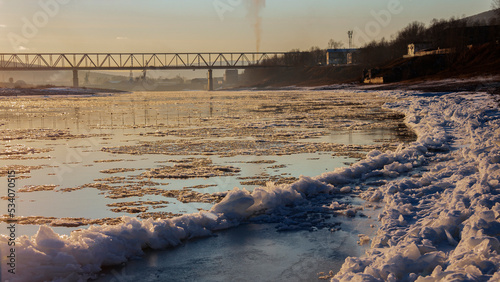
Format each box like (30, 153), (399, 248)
(359, 16), (500, 67)
(258, 15), (500, 69)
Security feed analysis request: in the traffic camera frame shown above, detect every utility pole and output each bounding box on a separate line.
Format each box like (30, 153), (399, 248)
(348, 30), (353, 49)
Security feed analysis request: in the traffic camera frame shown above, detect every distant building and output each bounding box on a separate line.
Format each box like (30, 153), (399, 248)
(215, 77), (224, 86)
(407, 43), (433, 57)
(405, 42), (452, 58)
(190, 78), (207, 86)
(224, 69), (238, 84)
(326, 49), (358, 65)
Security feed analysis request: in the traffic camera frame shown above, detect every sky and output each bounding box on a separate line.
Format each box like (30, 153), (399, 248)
(0, 0), (495, 53)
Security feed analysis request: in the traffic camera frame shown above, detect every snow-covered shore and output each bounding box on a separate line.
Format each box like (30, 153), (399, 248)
(1, 90), (499, 281)
(333, 91), (500, 281)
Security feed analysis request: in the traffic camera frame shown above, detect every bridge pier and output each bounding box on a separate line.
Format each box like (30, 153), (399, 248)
(72, 70), (79, 88)
(207, 69), (214, 91)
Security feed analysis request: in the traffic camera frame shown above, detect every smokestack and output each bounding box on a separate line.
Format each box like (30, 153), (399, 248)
(247, 0), (266, 52)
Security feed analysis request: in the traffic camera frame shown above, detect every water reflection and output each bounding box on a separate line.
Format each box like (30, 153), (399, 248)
(0, 90), (414, 236)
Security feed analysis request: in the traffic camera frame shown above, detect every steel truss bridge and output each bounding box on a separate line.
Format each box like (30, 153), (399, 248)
(0, 52), (289, 90)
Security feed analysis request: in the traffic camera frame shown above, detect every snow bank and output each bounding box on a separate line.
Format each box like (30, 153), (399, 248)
(333, 91), (500, 281)
(2, 90), (500, 281)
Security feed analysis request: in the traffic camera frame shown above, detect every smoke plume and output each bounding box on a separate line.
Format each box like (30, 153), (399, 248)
(247, 0), (266, 52)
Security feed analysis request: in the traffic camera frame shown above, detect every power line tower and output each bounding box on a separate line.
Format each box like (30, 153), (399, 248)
(348, 30), (354, 49)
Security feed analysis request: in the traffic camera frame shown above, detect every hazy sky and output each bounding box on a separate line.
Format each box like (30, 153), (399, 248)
(0, 0), (495, 53)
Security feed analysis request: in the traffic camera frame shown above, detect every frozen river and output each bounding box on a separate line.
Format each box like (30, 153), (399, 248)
(0, 90), (415, 281)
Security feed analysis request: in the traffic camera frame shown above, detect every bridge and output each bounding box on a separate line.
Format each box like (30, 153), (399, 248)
(0, 52), (290, 90)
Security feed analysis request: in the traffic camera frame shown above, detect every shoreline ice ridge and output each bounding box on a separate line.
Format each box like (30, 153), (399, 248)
(332, 91), (500, 281)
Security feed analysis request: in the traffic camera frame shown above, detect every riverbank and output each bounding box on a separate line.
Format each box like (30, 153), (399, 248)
(331, 89), (500, 281)
(318, 75), (500, 96)
(239, 43), (500, 94)
(0, 86), (125, 96)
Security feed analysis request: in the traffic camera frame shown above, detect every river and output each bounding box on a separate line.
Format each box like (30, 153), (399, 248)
(0, 89), (415, 281)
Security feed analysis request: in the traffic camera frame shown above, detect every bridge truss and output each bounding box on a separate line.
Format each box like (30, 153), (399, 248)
(0, 52), (287, 70)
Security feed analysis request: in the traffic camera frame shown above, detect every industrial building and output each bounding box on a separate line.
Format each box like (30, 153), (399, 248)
(326, 49), (358, 65)
(224, 69), (239, 85)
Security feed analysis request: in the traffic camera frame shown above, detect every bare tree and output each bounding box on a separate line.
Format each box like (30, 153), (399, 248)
(328, 39), (344, 49)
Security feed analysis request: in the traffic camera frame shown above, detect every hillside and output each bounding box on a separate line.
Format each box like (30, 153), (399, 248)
(465, 9), (499, 25)
(240, 43), (500, 90)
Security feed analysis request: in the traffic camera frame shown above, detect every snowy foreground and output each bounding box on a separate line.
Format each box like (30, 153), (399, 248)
(2, 90), (500, 281)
